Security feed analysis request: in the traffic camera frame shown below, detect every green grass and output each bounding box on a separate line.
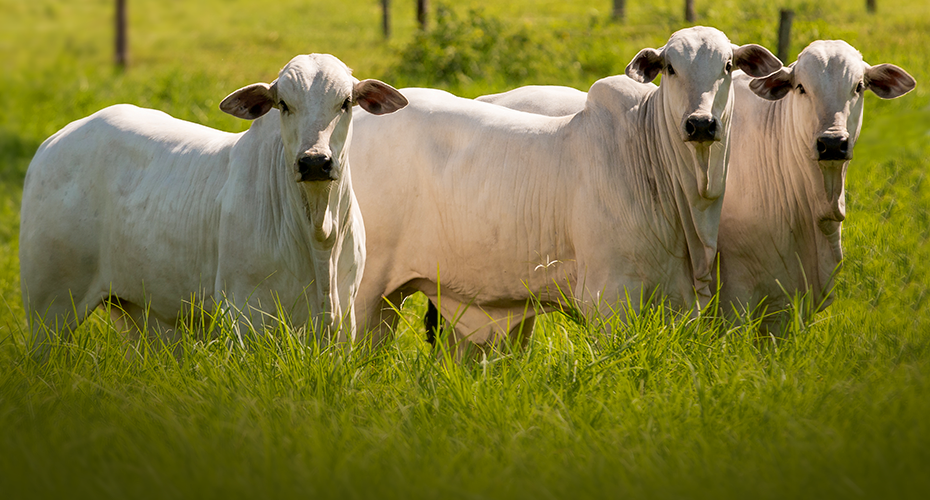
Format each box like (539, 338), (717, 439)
(2, 1), (930, 498)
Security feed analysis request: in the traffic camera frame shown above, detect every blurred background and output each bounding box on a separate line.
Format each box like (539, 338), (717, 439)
(2, 0), (927, 177)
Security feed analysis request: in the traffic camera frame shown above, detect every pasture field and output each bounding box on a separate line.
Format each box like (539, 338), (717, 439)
(2, 0), (930, 498)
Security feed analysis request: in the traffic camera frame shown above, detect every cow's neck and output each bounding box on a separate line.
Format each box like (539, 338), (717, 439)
(271, 133), (356, 334)
(246, 123), (354, 264)
(733, 95), (843, 307)
(298, 161), (357, 335)
(782, 100), (844, 307)
(299, 161), (355, 251)
(646, 86), (728, 307)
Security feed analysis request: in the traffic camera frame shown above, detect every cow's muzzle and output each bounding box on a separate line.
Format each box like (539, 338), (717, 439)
(297, 153), (336, 182)
(816, 133), (851, 162)
(684, 115), (719, 143)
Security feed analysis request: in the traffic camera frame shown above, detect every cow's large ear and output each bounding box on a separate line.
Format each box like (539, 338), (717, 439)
(625, 47), (664, 83)
(865, 63), (916, 99)
(733, 44), (783, 78)
(354, 79), (408, 115)
(748, 67), (793, 101)
(220, 82), (276, 120)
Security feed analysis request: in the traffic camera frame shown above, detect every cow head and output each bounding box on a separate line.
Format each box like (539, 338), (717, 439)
(627, 26), (782, 201)
(749, 40), (915, 222)
(220, 54), (407, 184)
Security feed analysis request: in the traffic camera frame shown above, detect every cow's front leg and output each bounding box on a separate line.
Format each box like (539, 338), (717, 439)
(212, 289), (259, 348)
(571, 266), (648, 335)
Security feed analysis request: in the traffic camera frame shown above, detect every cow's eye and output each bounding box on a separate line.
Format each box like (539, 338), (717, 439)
(341, 98), (351, 112)
(797, 84), (806, 95)
(667, 65), (676, 76)
(279, 101), (290, 114)
(725, 60), (733, 73)
(856, 81), (864, 93)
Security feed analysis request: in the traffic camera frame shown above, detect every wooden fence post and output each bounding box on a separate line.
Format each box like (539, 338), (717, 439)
(685, 0), (695, 23)
(115, 0), (127, 68)
(417, 0), (428, 29)
(777, 9), (794, 63)
(382, 0), (391, 39)
(613, 0), (626, 21)
(867, 0), (876, 13)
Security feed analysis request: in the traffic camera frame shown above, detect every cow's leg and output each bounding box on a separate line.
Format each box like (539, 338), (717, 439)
(26, 300), (81, 360)
(508, 313), (536, 349)
(410, 292), (463, 354)
(428, 297), (536, 359)
(105, 296), (180, 351)
(352, 270), (406, 347)
(21, 251), (101, 359)
(24, 290), (102, 361)
(571, 270), (646, 334)
(210, 289), (257, 348)
(106, 296), (141, 342)
(358, 289), (407, 347)
(424, 299), (441, 345)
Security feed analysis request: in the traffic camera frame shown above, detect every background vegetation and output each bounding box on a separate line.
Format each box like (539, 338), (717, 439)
(1, 0), (929, 498)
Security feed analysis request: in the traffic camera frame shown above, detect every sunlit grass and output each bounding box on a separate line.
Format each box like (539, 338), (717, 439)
(2, 294), (928, 499)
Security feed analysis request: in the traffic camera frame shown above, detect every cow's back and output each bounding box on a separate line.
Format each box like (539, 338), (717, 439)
(20, 104), (238, 320)
(476, 85), (587, 116)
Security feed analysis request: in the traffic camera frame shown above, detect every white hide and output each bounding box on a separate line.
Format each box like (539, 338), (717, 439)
(476, 85), (588, 116)
(349, 27), (782, 350)
(20, 53), (407, 352)
(717, 40), (916, 323)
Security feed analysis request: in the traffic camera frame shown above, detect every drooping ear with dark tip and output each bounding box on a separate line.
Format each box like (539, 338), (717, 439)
(748, 67), (793, 101)
(220, 82), (276, 120)
(625, 47), (664, 83)
(353, 79), (408, 115)
(733, 44), (783, 78)
(865, 63), (917, 99)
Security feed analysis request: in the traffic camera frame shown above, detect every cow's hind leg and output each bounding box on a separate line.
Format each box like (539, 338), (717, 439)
(424, 299), (441, 345)
(508, 314), (536, 350)
(25, 293), (101, 361)
(429, 300), (538, 359)
(104, 296), (182, 357)
(359, 289), (408, 348)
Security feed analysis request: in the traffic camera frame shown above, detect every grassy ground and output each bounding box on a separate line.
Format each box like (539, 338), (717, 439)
(2, 1), (930, 498)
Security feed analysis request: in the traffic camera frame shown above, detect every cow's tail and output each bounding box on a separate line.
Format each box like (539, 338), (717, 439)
(424, 299), (440, 345)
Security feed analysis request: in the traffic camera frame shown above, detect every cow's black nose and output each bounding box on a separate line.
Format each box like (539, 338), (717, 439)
(297, 154), (334, 181)
(816, 135), (850, 161)
(685, 116), (717, 143)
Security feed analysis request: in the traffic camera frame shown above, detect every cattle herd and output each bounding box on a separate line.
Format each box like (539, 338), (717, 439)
(19, 26), (915, 357)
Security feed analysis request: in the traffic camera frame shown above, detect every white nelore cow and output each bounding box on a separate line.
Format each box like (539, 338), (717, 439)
(20, 54), (407, 353)
(348, 27), (781, 350)
(483, 40), (916, 328)
(717, 40), (915, 325)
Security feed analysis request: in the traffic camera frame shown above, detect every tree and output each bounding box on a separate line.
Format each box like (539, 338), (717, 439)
(417, 0), (428, 29)
(115, 0), (127, 68)
(382, 0), (391, 38)
(777, 9), (794, 62)
(613, 0), (626, 21)
(685, 0), (695, 23)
